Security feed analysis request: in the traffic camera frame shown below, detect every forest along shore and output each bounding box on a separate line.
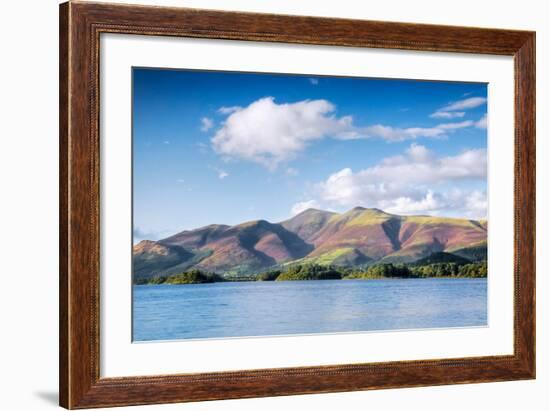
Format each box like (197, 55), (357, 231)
(134, 256), (487, 285)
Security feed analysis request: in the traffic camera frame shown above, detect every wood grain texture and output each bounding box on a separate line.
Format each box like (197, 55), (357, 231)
(514, 34), (536, 374)
(59, 1), (536, 408)
(59, 2), (69, 407)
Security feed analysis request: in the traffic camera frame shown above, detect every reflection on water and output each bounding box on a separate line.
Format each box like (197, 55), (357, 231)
(133, 278), (487, 342)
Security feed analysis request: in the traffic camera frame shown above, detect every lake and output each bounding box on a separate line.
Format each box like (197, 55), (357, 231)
(133, 278), (487, 342)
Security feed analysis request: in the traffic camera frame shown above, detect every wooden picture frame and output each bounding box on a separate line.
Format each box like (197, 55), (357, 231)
(59, 1), (535, 408)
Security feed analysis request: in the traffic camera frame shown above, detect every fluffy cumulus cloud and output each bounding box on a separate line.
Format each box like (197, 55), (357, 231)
(382, 189), (487, 218)
(315, 144), (487, 218)
(211, 97), (354, 168)
(290, 200), (321, 216)
(211, 97), (483, 168)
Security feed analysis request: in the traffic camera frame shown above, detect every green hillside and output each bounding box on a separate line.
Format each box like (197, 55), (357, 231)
(412, 251), (471, 266)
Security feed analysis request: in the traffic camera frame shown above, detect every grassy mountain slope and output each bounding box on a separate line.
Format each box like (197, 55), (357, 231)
(135, 219), (313, 278)
(133, 207), (487, 278)
(380, 215), (487, 263)
(280, 208), (336, 242)
(304, 207), (402, 261)
(133, 240), (195, 281)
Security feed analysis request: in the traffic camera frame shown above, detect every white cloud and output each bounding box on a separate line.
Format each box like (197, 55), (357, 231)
(476, 114), (487, 129)
(315, 144), (487, 218)
(384, 190), (441, 214)
(463, 190), (487, 216)
(438, 97), (487, 112)
(378, 189), (487, 219)
(218, 106), (242, 115)
(430, 97), (487, 120)
(212, 97), (481, 168)
(209, 165), (230, 180)
(344, 124), (446, 141)
(382, 189), (487, 219)
(291, 200), (321, 216)
(309, 78), (319, 85)
(212, 97), (354, 168)
(200, 117), (214, 132)
(176, 178), (185, 183)
(436, 120), (474, 130)
(430, 111), (465, 119)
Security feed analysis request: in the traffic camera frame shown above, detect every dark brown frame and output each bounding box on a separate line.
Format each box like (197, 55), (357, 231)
(59, 1), (536, 409)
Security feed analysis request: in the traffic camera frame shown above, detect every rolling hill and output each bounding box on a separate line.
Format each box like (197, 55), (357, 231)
(133, 207), (487, 280)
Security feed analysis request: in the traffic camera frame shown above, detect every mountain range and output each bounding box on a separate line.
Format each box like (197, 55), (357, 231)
(133, 207), (487, 280)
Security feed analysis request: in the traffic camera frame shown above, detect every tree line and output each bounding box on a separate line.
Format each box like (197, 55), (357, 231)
(344, 262), (487, 279)
(135, 261), (487, 285)
(134, 269), (224, 285)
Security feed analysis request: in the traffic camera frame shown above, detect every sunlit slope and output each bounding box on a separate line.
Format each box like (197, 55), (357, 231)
(133, 207), (487, 278)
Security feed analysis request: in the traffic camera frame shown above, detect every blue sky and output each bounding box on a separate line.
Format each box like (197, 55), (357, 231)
(133, 68), (487, 242)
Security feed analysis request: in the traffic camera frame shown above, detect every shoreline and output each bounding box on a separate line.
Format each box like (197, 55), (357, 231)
(134, 261), (487, 285)
(134, 275), (487, 286)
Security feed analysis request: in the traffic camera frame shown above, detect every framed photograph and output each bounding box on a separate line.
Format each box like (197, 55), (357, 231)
(59, 2), (535, 409)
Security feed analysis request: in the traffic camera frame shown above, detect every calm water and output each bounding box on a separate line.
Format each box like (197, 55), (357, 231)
(133, 278), (487, 342)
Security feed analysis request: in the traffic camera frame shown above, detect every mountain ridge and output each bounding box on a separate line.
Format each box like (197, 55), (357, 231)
(134, 207), (487, 280)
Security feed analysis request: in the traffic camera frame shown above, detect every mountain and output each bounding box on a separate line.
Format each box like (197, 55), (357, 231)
(133, 207), (487, 279)
(133, 240), (195, 278)
(280, 208), (337, 242)
(296, 207), (401, 263)
(134, 220), (313, 281)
